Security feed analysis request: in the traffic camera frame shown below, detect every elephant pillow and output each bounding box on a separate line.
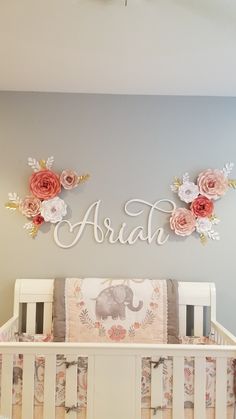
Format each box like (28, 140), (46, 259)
(64, 278), (169, 344)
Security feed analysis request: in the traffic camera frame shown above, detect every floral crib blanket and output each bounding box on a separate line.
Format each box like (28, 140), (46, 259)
(53, 277), (179, 344)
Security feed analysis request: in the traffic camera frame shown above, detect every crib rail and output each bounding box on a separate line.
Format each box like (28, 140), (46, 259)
(0, 341), (236, 419)
(211, 320), (236, 345)
(0, 316), (18, 342)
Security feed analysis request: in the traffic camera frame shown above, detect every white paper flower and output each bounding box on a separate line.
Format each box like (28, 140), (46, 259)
(196, 217), (212, 234)
(41, 197), (67, 224)
(178, 182), (199, 203)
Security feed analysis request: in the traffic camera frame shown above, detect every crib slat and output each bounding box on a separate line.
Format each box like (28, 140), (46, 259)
(151, 357), (163, 419)
(179, 305), (187, 335)
(43, 354), (56, 419)
(194, 357), (206, 419)
(194, 306), (203, 336)
(65, 354), (78, 419)
(215, 357), (227, 419)
(135, 356), (142, 419)
(22, 354), (35, 419)
(26, 302), (36, 334)
(87, 355), (95, 419)
(1, 354), (13, 418)
(43, 302), (53, 334)
(173, 356), (184, 419)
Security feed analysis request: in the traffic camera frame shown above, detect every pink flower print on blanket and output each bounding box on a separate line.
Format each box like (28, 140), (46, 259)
(108, 325), (127, 341)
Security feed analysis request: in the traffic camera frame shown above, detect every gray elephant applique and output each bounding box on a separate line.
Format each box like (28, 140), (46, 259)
(94, 285), (143, 321)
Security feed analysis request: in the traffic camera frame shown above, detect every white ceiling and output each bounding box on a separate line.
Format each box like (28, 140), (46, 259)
(1, 0), (236, 96)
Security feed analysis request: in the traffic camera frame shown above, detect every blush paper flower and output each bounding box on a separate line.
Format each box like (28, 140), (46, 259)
(170, 208), (196, 237)
(60, 169), (79, 189)
(19, 196), (41, 218)
(170, 163), (236, 244)
(197, 169), (228, 200)
(5, 156), (89, 238)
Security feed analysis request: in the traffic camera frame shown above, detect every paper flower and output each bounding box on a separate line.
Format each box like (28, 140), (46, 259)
(41, 197), (67, 223)
(19, 196), (41, 218)
(178, 181), (199, 203)
(195, 218), (212, 234)
(190, 196), (214, 218)
(170, 163), (236, 244)
(170, 208), (196, 236)
(197, 169), (228, 200)
(30, 169), (61, 200)
(5, 156), (89, 238)
(60, 169), (79, 189)
(32, 214), (44, 226)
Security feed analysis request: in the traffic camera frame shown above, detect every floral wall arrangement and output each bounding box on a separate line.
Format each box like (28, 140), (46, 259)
(170, 163), (236, 244)
(5, 157), (89, 238)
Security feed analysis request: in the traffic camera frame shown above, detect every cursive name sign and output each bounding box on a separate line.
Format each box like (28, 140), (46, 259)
(54, 198), (176, 249)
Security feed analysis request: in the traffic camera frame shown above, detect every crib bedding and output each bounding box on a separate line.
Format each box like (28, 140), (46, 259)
(53, 278), (179, 344)
(1, 337), (235, 413)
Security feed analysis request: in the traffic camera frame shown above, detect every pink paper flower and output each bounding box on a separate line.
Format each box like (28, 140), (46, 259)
(191, 195), (214, 218)
(170, 208), (196, 236)
(19, 196), (41, 218)
(197, 169), (228, 200)
(30, 169), (61, 200)
(60, 169), (79, 190)
(108, 325), (126, 341)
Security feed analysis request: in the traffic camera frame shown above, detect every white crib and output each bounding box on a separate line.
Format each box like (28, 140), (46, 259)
(0, 279), (236, 419)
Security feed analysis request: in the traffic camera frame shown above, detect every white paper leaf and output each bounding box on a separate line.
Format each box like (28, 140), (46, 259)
(222, 162), (234, 178)
(46, 156), (54, 169)
(182, 172), (190, 183)
(23, 222), (33, 230)
(211, 216), (220, 225)
(207, 230), (220, 241)
(28, 157), (40, 172)
(8, 192), (21, 203)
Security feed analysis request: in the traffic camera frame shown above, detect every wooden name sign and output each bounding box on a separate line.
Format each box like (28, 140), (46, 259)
(54, 198), (176, 248)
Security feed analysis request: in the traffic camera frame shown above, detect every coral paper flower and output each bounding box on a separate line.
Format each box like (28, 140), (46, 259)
(170, 208), (196, 236)
(108, 325), (126, 341)
(197, 169), (228, 200)
(178, 181), (199, 203)
(190, 195), (214, 218)
(60, 169), (79, 190)
(40, 197), (67, 223)
(19, 196), (41, 218)
(30, 169), (61, 200)
(32, 214), (44, 226)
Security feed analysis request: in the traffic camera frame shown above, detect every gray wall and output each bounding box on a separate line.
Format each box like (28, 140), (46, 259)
(0, 93), (236, 333)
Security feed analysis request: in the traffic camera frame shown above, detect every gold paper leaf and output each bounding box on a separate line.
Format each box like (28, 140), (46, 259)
(228, 179), (236, 188)
(39, 159), (47, 169)
(5, 202), (19, 210)
(173, 177), (182, 189)
(78, 174), (90, 184)
(29, 225), (39, 239)
(200, 233), (207, 245)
